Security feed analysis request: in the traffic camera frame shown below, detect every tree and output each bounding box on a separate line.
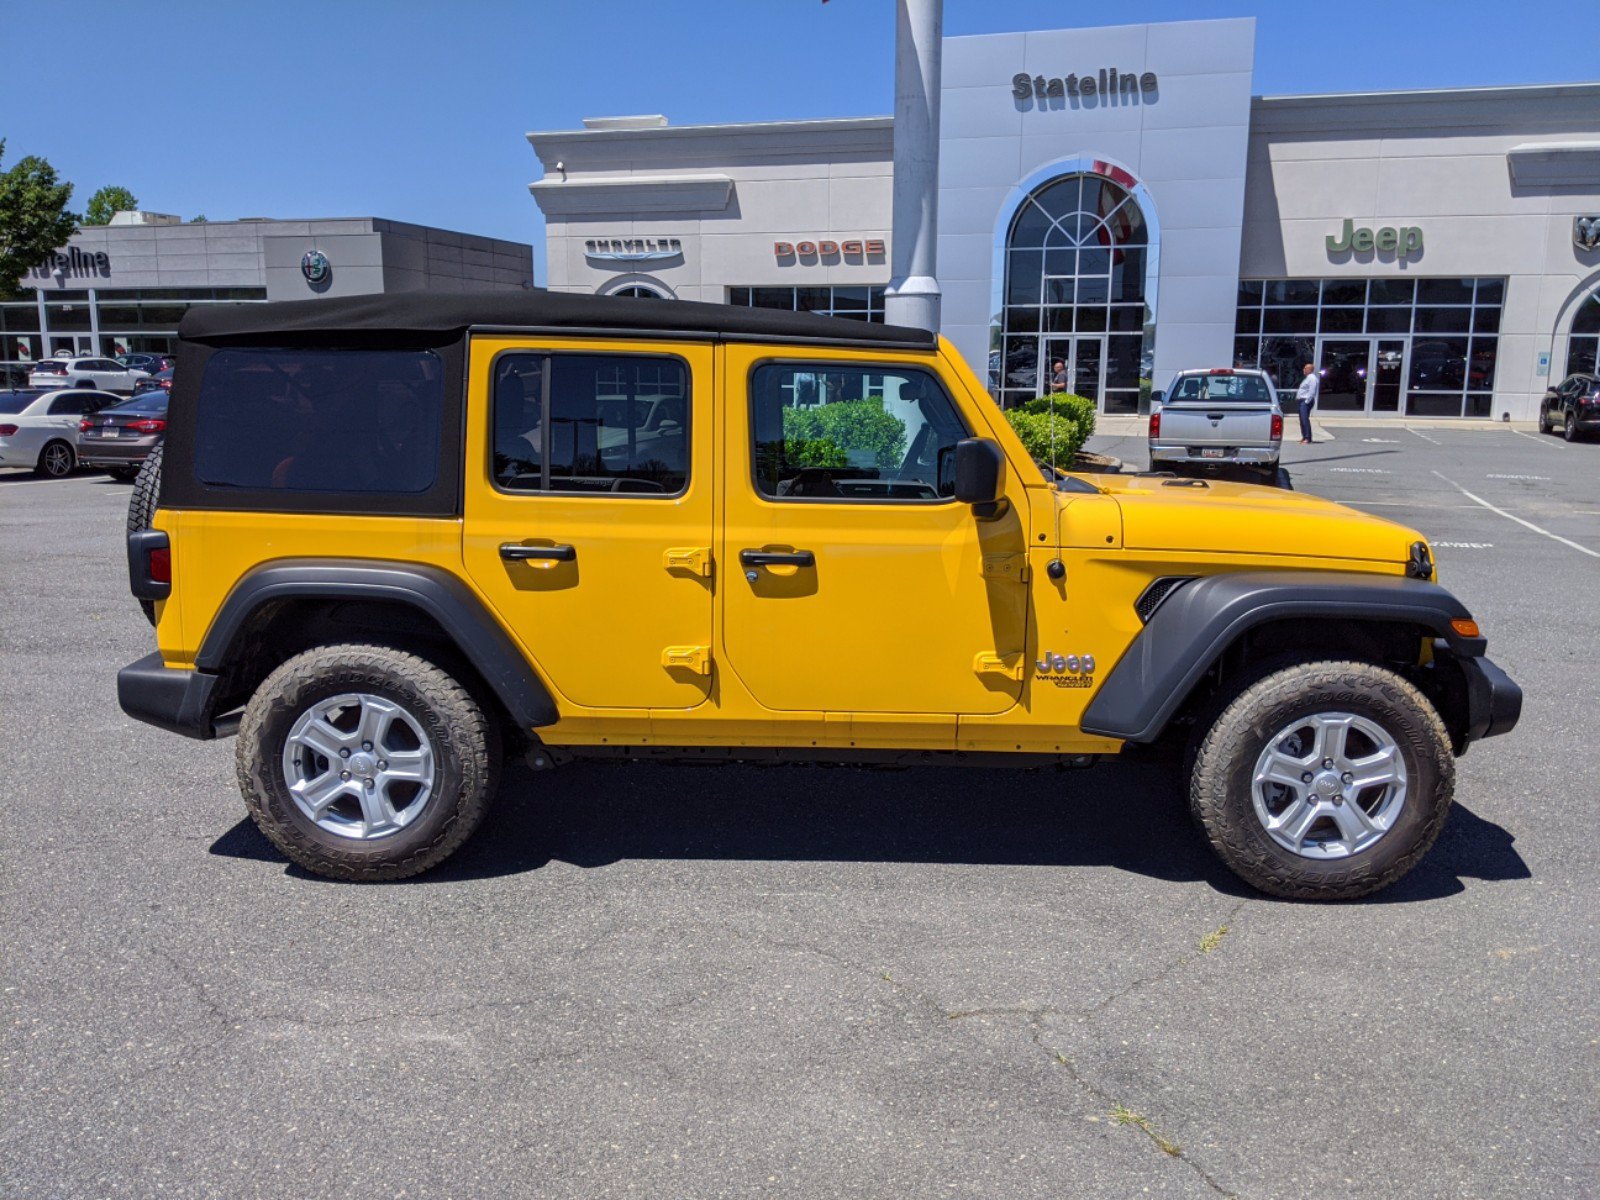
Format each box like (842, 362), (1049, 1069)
(189, 214), (208, 224)
(0, 140), (78, 299)
(84, 184), (138, 226)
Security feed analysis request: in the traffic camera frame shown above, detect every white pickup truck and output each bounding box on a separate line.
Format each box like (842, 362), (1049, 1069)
(1149, 368), (1284, 485)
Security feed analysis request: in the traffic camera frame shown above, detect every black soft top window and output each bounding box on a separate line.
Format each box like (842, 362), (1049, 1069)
(193, 347), (444, 494)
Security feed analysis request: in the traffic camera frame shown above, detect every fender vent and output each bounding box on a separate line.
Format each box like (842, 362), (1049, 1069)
(1134, 576), (1194, 623)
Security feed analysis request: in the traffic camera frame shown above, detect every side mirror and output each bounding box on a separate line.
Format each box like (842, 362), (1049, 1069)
(953, 437), (1006, 518)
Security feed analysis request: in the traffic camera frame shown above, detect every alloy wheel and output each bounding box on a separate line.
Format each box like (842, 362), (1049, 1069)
(281, 692), (437, 840)
(1250, 711), (1408, 859)
(41, 443), (73, 477)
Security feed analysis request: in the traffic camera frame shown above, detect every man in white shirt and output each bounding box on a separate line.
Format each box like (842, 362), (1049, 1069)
(1295, 362), (1320, 444)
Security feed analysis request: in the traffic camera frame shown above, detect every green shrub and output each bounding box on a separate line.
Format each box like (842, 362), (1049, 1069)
(781, 401), (907, 470)
(1004, 392), (1097, 469)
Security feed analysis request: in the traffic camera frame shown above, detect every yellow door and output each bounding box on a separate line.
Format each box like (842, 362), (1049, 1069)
(462, 336), (715, 710)
(719, 347), (1029, 715)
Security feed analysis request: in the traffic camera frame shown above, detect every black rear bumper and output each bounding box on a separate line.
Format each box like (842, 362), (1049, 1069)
(117, 651), (232, 739)
(1460, 654), (1521, 744)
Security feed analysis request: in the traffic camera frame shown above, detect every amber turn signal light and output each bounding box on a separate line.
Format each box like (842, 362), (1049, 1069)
(1450, 618), (1480, 638)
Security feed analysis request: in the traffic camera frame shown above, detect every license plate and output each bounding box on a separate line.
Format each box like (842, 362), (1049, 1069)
(99, 428), (119, 439)
(1199, 447), (1225, 458)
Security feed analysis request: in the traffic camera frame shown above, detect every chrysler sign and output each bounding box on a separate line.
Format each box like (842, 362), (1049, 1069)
(584, 237), (682, 262)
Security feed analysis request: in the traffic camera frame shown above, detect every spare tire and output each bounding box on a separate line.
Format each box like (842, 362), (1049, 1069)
(127, 444), (164, 625)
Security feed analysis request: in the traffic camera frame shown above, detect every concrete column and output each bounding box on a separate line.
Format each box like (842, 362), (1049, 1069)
(882, 0), (942, 333)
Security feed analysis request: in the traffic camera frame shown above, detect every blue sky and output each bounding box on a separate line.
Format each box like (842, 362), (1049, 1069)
(2, 0), (1592, 281)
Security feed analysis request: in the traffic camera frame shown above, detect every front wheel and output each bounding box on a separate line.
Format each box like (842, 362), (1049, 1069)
(1564, 411), (1581, 443)
(237, 644), (501, 881)
(1538, 405), (1552, 435)
(1190, 660), (1453, 900)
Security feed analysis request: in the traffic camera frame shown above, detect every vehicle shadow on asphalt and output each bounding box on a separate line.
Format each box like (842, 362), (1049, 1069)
(209, 759), (1529, 902)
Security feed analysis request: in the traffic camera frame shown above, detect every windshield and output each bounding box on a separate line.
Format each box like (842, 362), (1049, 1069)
(1168, 374), (1273, 403)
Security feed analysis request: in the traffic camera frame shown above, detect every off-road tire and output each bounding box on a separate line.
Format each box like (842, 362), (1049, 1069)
(237, 644), (501, 881)
(126, 444), (164, 624)
(35, 439), (74, 478)
(1190, 660), (1454, 901)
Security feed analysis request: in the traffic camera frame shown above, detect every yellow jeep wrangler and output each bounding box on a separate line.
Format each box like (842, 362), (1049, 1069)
(118, 291), (1520, 899)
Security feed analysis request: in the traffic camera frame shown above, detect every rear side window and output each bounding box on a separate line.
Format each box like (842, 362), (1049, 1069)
(492, 353), (688, 496)
(193, 347), (444, 493)
(1168, 374), (1272, 403)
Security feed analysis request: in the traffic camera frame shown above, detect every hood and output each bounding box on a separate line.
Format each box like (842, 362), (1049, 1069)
(1072, 475), (1425, 568)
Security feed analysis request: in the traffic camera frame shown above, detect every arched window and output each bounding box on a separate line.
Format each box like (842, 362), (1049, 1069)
(997, 167), (1153, 414)
(1568, 286), (1600, 376)
(610, 285), (665, 299)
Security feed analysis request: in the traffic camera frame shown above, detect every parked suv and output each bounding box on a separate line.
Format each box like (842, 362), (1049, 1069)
(29, 356), (146, 394)
(1538, 372), (1600, 441)
(117, 291), (1520, 899)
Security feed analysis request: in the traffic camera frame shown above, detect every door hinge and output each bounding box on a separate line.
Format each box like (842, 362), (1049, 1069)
(661, 645), (712, 675)
(663, 546), (713, 577)
(972, 651), (1025, 682)
(982, 552), (1030, 583)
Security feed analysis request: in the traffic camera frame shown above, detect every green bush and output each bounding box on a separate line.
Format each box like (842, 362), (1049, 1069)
(781, 401), (907, 469)
(1004, 392), (1097, 469)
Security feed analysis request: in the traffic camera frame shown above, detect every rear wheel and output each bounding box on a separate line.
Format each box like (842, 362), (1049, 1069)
(1190, 660), (1453, 900)
(236, 644), (500, 881)
(35, 440), (74, 478)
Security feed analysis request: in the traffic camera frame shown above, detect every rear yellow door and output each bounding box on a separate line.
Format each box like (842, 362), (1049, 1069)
(719, 347), (1029, 715)
(462, 336), (715, 710)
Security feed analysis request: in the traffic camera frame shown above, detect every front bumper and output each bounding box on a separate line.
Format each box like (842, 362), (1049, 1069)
(117, 652), (235, 739)
(1459, 654), (1522, 744)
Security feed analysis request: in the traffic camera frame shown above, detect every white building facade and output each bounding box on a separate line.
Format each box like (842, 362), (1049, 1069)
(528, 17), (1600, 420)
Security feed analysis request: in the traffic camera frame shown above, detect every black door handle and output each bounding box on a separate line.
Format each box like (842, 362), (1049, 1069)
(740, 549), (816, 568)
(500, 543), (576, 562)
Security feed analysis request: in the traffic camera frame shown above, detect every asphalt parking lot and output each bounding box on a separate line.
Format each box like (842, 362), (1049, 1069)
(3, 426), (1597, 1200)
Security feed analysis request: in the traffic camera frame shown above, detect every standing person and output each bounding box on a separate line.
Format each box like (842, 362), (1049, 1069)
(1050, 359), (1068, 391)
(1295, 362), (1320, 444)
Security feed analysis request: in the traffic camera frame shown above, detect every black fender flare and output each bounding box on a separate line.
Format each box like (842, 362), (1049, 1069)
(1080, 571), (1484, 743)
(196, 559), (560, 729)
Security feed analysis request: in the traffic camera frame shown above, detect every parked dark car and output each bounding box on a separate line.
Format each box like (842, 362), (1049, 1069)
(77, 392), (168, 479)
(133, 367), (174, 395)
(1539, 372), (1600, 442)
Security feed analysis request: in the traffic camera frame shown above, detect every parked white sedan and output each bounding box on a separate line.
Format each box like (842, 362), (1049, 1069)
(0, 389), (121, 477)
(27, 356), (147, 395)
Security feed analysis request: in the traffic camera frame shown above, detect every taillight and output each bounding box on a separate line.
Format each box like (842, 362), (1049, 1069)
(0, 424), (16, 437)
(1270, 412), (1283, 440)
(1148, 411), (1161, 438)
(79, 418), (93, 432)
(129, 419), (166, 433)
(148, 546), (171, 583)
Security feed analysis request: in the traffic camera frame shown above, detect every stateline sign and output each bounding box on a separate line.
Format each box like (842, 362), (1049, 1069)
(30, 246), (111, 279)
(1012, 67), (1158, 102)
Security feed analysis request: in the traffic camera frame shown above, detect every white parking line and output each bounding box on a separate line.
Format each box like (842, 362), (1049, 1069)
(1430, 470), (1600, 560)
(1508, 429), (1561, 450)
(1405, 427), (1441, 445)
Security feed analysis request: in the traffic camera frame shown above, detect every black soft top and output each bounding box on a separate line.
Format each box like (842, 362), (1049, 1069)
(178, 288), (937, 350)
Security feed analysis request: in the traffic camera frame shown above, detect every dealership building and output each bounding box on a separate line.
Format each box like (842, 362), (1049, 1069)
(528, 17), (1600, 420)
(9, 214), (534, 360)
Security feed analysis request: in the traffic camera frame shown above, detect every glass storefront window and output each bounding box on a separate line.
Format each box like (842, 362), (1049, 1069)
(1235, 277), (1506, 416)
(1567, 287), (1600, 377)
(995, 165), (1154, 412)
(727, 285), (886, 323)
